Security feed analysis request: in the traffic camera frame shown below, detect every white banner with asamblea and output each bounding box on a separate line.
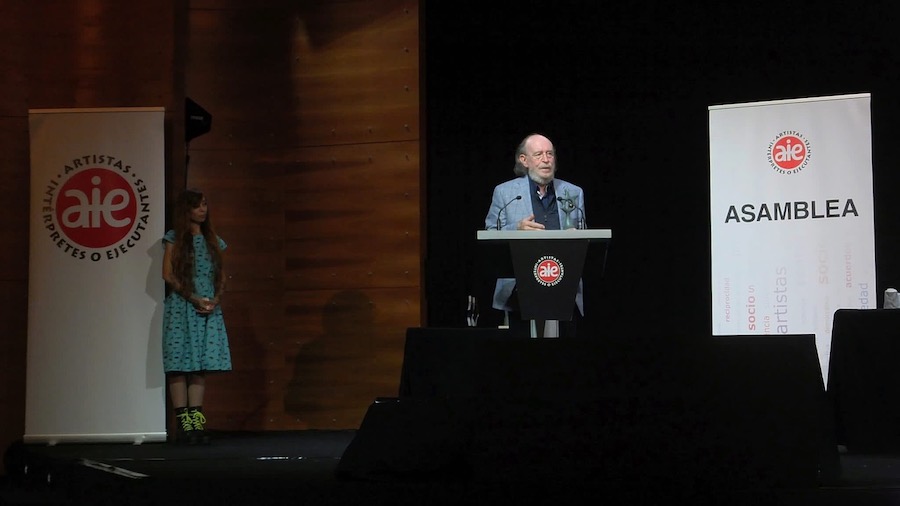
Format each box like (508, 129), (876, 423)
(27, 107), (166, 444)
(709, 93), (875, 383)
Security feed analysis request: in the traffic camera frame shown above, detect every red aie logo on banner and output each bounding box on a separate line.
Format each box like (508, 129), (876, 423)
(768, 131), (812, 174)
(56, 168), (137, 248)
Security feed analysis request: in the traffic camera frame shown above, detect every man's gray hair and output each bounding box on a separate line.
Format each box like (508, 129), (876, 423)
(513, 133), (554, 176)
(513, 136), (529, 176)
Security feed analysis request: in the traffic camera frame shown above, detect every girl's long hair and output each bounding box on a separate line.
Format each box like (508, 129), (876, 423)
(171, 189), (223, 296)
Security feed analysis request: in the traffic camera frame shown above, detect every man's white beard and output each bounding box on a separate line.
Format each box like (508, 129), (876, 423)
(528, 170), (554, 186)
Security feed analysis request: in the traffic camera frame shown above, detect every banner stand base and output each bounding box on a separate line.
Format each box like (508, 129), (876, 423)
(23, 432), (168, 446)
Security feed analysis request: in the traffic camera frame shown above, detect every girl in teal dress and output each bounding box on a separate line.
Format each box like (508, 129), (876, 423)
(162, 189), (231, 444)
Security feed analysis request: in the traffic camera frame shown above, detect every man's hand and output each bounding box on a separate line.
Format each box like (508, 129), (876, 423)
(517, 214), (546, 230)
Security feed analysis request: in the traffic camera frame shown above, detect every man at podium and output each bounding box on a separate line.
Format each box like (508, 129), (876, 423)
(483, 133), (586, 337)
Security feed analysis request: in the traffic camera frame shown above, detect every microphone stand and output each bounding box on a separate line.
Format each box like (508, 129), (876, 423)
(493, 195), (522, 230)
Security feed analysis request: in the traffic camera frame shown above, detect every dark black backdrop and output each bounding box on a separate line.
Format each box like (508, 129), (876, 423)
(423, 1), (900, 339)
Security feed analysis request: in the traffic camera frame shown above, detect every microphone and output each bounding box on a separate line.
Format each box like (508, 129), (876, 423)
(494, 195), (522, 230)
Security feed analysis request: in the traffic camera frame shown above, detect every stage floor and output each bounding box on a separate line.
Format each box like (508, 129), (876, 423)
(4, 430), (900, 506)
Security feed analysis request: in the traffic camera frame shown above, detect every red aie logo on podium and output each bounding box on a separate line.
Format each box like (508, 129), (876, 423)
(533, 256), (564, 287)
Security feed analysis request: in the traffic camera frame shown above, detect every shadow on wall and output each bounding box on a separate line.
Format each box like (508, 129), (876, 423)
(283, 290), (375, 424)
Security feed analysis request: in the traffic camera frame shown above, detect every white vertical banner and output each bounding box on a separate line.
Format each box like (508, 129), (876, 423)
(709, 94), (875, 384)
(27, 107), (167, 444)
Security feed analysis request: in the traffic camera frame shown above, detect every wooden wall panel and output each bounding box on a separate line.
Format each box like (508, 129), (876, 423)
(185, 0), (421, 431)
(0, 0), (28, 117)
(0, 119), (30, 280)
(281, 287), (416, 428)
(283, 141), (420, 290)
(184, 7), (303, 152)
(27, 2), (178, 109)
(0, 0), (36, 476)
(186, 0), (419, 151)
